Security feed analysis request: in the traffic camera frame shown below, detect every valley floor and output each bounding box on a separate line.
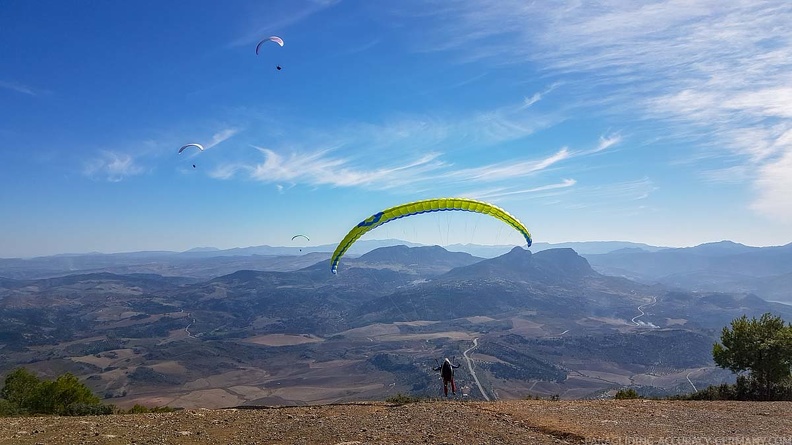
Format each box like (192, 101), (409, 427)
(1, 399), (790, 445)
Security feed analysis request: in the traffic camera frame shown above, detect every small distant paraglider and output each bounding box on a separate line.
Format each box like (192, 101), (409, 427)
(256, 36), (284, 71)
(178, 143), (204, 154)
(178, 144), (204, 169)
(292, 234), (309, 252)
(256, 36), (284, 53)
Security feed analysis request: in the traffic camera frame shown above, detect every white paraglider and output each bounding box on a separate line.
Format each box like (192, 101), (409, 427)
(178, 143), (204, 154)
(255, 36), (284, 54)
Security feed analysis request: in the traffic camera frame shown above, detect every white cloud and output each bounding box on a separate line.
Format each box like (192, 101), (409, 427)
(522, 93), (542, 108)
(560, 177), (657, 210)
(233, 95), (561, 167)
(241, 148), (447, 190)
(409, 0), (792, 222)
(594, 133), (622, 152)
(750, 148), (792, 221)
(207, 128), (240, 149)
(447, 148), (570, 182)
(208, 163), (243, 180)
(701, 165), (751, 184)
(520, 83), (560, 110)
(83, 152), (144, 182)
(468, 178), (577, 200)
(212, 142), (577, 194)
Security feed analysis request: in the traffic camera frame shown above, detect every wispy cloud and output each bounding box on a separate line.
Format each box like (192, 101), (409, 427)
(211, 143), (576, 193)
(594, 132), (622, 153)
(467, 178), (577, 200)
(447, 147), (570, 182)
(236, 94), (562, 162)
(467, 101), (565, 145)
(214, 147), (447, 190)
(751, 148), (792, 221)
(0, 80), (39, 96)
(230, 0), (340, 48)
(565, 177), (657, 210)
(522, 93), (542, 109)
(410, 0), (792, 222)
(83, 151), (144, 182)
(206, 127), (240, 149)
(701, 165), (751, 184)
(328, 85), (562, 148)
(207, 163), (243, 180)
(342, 99), (552, 150)
(520, 83), (560, 110)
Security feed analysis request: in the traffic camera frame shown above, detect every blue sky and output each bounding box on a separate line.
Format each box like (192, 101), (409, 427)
(1, 0), (791, 258)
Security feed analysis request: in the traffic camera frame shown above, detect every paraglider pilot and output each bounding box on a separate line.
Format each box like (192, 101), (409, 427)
(433, 358), (461, 397)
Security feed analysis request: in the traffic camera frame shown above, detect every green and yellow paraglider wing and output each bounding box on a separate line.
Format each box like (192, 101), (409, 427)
(329, 197), (532, 274)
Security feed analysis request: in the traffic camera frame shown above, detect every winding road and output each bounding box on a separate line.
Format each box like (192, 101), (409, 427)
(185, 313), (197, 339)
(463, 338), (490, 401)
(631, 296), (657, 326)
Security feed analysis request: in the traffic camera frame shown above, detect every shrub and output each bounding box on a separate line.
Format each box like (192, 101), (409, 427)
(0, 399), (19, 416)
(64, 403), (114, 416)
(614, 388), (640, 399)
(122, 404), (177, 414)
(385, 393), (423, 405)
(525, 394), (561, 401)
(1, 368), (110, 416)
(676, 376), (792, 401)
(0, 368), (41, 413)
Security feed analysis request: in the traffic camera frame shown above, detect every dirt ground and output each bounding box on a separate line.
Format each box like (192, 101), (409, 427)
(1, 399), (790, 445)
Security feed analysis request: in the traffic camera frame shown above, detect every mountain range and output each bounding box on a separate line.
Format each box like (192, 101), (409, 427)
(584, 240), (792, 304)
(1, 242), (789, 408)
(2, 239), (789, 305)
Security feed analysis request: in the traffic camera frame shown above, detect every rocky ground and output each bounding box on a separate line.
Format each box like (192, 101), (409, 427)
(1, 400), (790, 445)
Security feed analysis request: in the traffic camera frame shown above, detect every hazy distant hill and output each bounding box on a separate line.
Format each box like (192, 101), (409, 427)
(352, 248), (644, 325)
(0, 239), (661, 280)
(1, 244), (789, 408)
(583, 240), (792, 303)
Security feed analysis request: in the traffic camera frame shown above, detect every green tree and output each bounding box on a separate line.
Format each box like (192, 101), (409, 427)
(713, 313), (792, 400)
(35, 373), (101, 415)
(0, 368), (43, 413)
(1, 368), (106, 416)
(614, 388), (640, 399)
